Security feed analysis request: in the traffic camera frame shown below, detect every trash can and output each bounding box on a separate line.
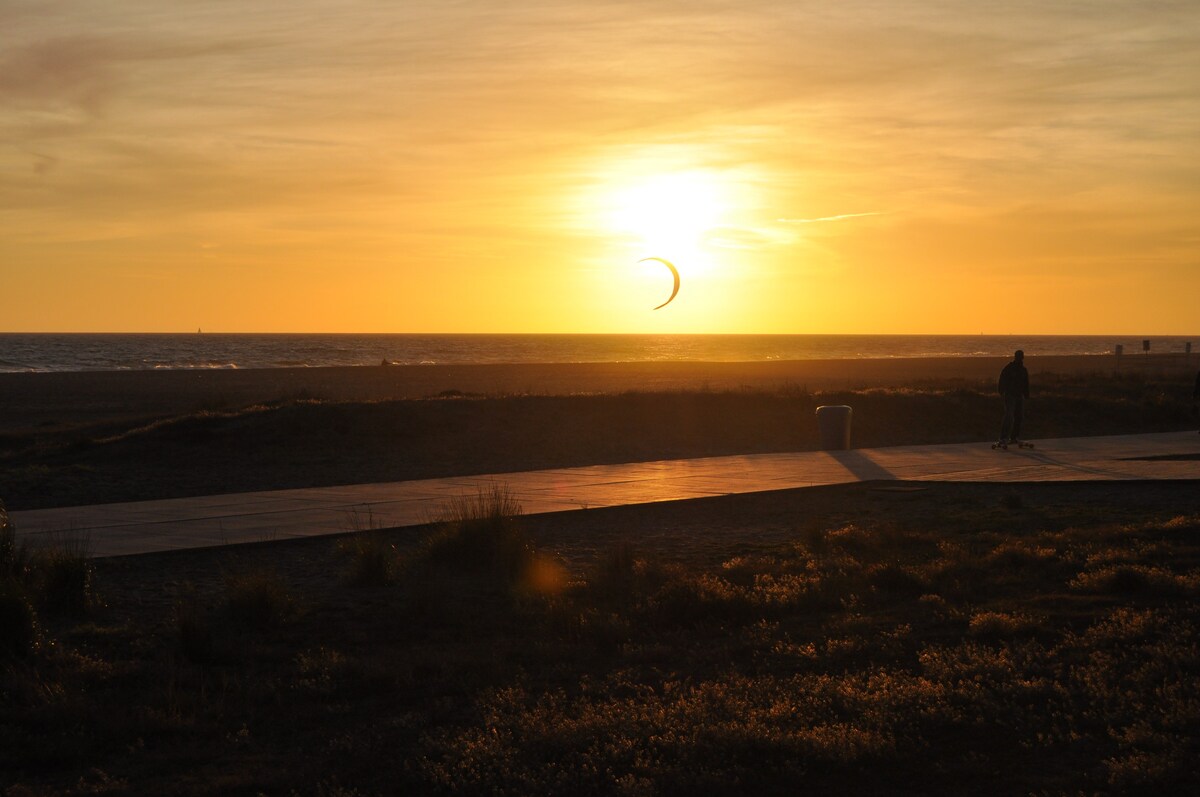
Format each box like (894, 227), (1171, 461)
(815, 405), (852, 450)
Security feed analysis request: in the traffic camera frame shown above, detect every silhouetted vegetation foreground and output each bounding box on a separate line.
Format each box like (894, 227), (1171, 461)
(2, 370), (1197, 510)
(3, 482), (1199, 794)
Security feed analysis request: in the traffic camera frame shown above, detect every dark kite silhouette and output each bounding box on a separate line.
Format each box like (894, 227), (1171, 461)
(639, 257), (680, 309)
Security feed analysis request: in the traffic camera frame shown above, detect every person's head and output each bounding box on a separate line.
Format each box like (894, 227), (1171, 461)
(1014, 349), (1024, 362)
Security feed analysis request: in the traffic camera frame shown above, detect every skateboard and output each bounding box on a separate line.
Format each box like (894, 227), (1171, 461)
(992, 440), (1034, 450)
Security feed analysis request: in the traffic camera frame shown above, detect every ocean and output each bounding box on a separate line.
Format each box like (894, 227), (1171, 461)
(0, 333), (1195, 373)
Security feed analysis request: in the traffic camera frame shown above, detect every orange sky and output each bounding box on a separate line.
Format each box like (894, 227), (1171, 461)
(2, 1), (1198, 333)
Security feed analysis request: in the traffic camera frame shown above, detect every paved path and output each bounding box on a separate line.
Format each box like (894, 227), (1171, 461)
(11, 431), (1199, 558)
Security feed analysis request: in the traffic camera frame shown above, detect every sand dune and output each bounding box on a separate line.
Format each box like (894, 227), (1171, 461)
(2, 353), (1187, 433)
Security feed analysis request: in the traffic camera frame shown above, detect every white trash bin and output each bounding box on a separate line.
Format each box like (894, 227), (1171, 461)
(815, 405), (852, 450)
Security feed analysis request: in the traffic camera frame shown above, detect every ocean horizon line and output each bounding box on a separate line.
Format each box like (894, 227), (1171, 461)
(2, 332), (1196, 374)
(4, 331), (1197, 337)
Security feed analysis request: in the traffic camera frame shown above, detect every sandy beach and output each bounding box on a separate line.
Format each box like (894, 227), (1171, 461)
(3, 353), (1192, 434)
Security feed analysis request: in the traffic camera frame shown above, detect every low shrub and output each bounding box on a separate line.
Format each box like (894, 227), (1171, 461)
(649, 572), (757, 626)
(866, 563), (926, 597)
(224, 568), (293, 630)
(36, 534), (97, 617)
(967, 610), (1040, 638)
(585, 540), (663, 606)
(1069, 564), (1192, 597)
(175, 587), (215, 663)
(338, 534), (399, 587)
(799, 524), (830, 555)
(0, 500), (32, 584)
(593, 539), (638, 587)
(0, 578), (39, 657)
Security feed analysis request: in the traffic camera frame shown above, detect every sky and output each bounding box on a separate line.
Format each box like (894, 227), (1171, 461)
(2, 0), (1198, 334)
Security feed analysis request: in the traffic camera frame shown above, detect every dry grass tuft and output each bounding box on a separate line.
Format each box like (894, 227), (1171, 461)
(0, 578), (40, 658)
(418, 484), (536, 585)
(1, 500), (33, 584)
(174, 586), (215, 663)
(337, 534), (399, 587)
(34, 533), (97, 617)
(0, 501), (38, 658)
(223, 568), (294, 630)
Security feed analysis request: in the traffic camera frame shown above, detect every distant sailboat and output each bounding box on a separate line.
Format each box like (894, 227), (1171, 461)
(197, 327), (202, 334)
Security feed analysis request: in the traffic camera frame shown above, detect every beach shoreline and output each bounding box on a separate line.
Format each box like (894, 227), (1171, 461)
(4, 353), (1192, 433)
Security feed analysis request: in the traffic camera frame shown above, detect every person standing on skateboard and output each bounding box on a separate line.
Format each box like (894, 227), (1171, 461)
(997, 350), (1030, 446)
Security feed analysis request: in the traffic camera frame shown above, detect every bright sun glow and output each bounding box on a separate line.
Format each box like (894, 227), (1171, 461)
(609, 172), (725, 243)
(605, 171), (730, 273)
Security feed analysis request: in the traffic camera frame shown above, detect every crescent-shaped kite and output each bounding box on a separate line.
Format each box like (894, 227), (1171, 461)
(639, 257), (680, 310)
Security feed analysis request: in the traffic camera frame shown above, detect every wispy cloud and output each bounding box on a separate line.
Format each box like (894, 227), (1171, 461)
(26, 151), (58, 175)
(776, 213), (884, 224)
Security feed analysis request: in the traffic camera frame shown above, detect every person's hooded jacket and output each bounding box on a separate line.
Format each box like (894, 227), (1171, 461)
(998, 358), (1029, 399)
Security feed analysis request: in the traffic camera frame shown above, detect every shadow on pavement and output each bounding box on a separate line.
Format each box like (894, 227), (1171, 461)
(827, 450), (897, 481)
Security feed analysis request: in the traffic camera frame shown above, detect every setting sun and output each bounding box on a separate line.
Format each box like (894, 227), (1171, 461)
(606, 171), (728, 256)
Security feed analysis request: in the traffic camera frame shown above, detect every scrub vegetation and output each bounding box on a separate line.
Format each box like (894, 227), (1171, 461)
(3, 482), (1199, 795)
(1, 501), (96, 659)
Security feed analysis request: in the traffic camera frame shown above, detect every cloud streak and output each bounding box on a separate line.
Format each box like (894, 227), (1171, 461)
(777, 213), (884, 224)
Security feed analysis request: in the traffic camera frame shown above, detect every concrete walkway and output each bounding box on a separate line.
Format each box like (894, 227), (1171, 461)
(11, 431), (1200, 558)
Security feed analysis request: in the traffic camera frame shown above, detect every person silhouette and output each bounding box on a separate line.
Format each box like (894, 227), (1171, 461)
(997, 350), (1030, 445)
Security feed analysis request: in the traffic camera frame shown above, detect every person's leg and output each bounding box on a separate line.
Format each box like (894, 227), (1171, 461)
(1000, 396), (1015, 442)
(1010, 396), (1024, 441)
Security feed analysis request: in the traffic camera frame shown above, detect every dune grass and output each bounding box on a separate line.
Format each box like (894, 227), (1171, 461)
(335, 506), (401, 587)
(1, 500), (31, 581)
(0, 502), (38, 658)
(2, 483), (1199, 794)
(337, 534), (400, 587)
(34, 533), (97, 618)
(416, 485), (536, 580)
(1, 504), (100, 659)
